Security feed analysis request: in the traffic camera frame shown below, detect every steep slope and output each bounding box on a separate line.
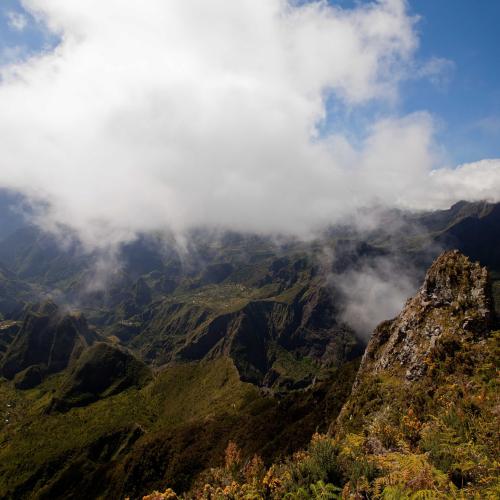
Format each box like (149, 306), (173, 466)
(177, 251), (499, 499)
(0, 355), (358, 499)
(433, 202), (500, 274)
(0, 227), (91, 286)
(331, 251), (499, 498)
(0, 203), (499, 499)
(0, 302), (98, 386)
(346, 250), (490, 386)
(50, 342), (152, 412)
(0, 201), (499, 360)
(123, 278), (362, 389)
(174, 283), (362, 387)
(0, 263), (32, 319)
(0, 320), (20, 355)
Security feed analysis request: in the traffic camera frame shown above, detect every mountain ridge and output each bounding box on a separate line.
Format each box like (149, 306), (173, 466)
(0, 202), (498, 498)
(175, 249), (499, 499)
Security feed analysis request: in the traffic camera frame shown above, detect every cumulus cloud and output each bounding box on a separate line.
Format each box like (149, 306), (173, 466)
(407, 159), (500, 210)
(0, 0), (499, 249)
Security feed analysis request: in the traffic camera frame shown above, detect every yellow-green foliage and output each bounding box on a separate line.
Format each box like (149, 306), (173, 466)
(188, 437), (342, 499)
(142, 488), (179, 500)
(153, 330), (499, 499)
(146, 358), (260, 427)
(335, 329), (500, 499)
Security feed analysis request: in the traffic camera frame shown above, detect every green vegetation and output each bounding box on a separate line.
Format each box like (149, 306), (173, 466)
(51, 342), (152, 411)
(165, 282), (280, 314)
(148, 251), (500, 499)
(0, 356), (358, 498)
(0, 203), (499, 498)
(0, 304), (97, 383)
(170, 330), (499, 499)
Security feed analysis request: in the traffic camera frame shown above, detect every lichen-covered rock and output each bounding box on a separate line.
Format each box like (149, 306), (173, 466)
(358, 250), (491, 383)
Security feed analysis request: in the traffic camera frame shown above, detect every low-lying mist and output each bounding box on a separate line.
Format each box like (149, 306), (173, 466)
(334, 257), (418, 339)
(0, 1), (497, 344)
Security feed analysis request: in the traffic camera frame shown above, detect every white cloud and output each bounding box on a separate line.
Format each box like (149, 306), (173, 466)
(424, 159), (500, 208)
(0, 0), (498, 249)
(6, 11), (28, 31)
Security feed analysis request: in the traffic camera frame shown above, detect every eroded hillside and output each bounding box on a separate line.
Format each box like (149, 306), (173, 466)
(169, 251), (499, 499)
(0, 203), (498, 499)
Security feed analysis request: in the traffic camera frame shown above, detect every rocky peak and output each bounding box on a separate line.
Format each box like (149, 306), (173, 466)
(420, 250), (490, 314)
(358, 250), (492, 382)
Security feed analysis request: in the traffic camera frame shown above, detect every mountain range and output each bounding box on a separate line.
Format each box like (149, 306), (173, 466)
(0, 200), (498, 498)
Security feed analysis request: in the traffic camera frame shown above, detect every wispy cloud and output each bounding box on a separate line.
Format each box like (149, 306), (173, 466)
(472, 116), (500, 136)
(415, 56), (455, 89)
(6, 11), (28, 31)
(0, 45), (27, 67)
(335, 256), (418, 338)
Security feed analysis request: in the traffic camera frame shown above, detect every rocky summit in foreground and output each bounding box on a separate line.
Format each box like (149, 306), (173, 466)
(159, 251), (499, 499)
(346, 249), (492, 389)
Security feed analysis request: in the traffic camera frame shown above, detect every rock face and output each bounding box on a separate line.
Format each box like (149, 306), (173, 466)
(0, 302), (98, 382)
(0, 319), (20, 355)
(337, 250), (493, 432)
(358, 250), (491, 382)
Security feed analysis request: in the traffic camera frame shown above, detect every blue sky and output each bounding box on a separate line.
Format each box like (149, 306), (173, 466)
(0, 0), (57, 62)
(0, 0), (499, 166)
(325, 0), (500, 165)
(404, 0), (500, 164)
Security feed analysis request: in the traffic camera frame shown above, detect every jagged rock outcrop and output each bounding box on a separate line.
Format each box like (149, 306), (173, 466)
(0, 302), (98, 383)
(337, 250), (493, 431)
(358, 250), (491, 382)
